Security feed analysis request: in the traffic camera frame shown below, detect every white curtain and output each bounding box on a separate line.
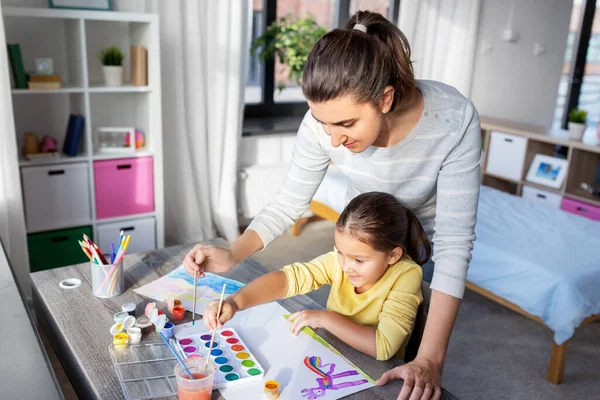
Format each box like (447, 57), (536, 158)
(115, 0), (250, 244)
(0, 3), (30, 296)
(399, 0), (481, 98)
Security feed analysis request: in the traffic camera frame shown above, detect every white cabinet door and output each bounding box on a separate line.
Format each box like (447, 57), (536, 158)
(486, 131), (528, 181)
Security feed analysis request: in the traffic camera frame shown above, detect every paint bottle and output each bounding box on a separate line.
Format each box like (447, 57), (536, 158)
(264, 380), (279, 399)
(172, 305), (185, 321)
(122, 302), (136, 316)
(162, 321), (175, 339)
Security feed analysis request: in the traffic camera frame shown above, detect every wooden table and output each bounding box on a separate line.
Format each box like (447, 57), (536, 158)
(32, 240), (458, 399)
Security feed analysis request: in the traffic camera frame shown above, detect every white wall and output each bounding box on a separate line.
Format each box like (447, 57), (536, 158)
(470, 0), (573, 128)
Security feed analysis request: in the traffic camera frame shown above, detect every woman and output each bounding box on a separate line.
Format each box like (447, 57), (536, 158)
(184, 10), (481, 400)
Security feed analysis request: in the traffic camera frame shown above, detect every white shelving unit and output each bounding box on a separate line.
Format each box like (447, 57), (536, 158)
(3, 6), (164, 269)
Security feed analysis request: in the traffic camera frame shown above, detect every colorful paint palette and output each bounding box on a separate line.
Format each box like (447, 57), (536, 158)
(175, 328), (265, 390)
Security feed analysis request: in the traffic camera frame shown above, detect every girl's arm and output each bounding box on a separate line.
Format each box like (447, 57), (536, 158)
(231, 270), (289, 311)
(205, 270), (289, 330)
(205, 252), (335, 330)
(320, 312), (377, 358)
(289, 266), (422, 360)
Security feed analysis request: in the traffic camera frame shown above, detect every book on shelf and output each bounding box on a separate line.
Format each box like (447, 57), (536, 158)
(28, 81), (61, 90)
(30, 74), (61, 83)
(7, 44), (27, 89)
(24, 152), (61, 162)
(131, 45), (148, 86)
(63, 114), (85, 157)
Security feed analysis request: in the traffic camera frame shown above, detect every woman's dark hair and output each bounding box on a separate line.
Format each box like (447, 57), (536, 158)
(336, 192), (431, 266)
(302, 10), (417, 112)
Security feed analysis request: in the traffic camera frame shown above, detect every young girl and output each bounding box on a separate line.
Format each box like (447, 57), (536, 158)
(203, 192), (430, 361)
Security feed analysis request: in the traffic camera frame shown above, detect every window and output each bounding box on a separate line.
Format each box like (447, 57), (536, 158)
(246, 0), (265, 105)
(350, 0), (398, 21)
(245, 0), (400, 118)
(554, 0), (600, 131)
(274, 0), (337, 103)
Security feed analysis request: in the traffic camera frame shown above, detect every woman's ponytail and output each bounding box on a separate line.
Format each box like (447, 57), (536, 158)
(343, 10), (417, 111)
(303, 10), (418, 112)
(404, 208), (431, 266)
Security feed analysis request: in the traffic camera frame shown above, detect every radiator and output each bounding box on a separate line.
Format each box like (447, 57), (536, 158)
(237, 164), (290, 220)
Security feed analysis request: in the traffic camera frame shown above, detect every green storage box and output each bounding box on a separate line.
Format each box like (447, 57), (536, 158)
(28, 226), (93, 273)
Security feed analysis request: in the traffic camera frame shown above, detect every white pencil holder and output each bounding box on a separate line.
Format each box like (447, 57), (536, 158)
(92, 260), (124, 298)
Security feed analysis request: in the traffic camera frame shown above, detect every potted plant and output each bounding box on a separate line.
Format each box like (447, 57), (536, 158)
(99, 46), (125, 87)
(568, 109), (587, 140)
(251, 15), (327, 91)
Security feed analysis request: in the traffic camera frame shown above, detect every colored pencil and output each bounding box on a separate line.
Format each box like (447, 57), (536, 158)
(110, 243), (115, 264)
(93, 243), (109, 265)
(78, 241), (93, 261)
(160, 332), (194, 380)
(205, 284), (226, 370)
(87, 242), (103, 265)
(115, 235), (131, 264)
(192, 270), (197, 326)
(107, 267), (118, 296)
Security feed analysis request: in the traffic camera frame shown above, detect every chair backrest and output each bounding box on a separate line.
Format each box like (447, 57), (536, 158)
(403, 282), (432, 362)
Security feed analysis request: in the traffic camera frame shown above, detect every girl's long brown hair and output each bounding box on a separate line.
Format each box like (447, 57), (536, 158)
(336, 192), (431, 266)
(302, 10), (417, 112)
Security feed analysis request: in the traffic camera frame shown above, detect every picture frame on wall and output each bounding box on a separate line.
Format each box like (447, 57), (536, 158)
(48, 0), (112, 11)
(525, 154), (569, 189)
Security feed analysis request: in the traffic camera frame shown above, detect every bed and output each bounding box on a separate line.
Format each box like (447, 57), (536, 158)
(293, 169), (600, 384)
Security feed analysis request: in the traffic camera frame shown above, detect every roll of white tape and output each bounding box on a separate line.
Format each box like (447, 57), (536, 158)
(59, 278), (82, 289)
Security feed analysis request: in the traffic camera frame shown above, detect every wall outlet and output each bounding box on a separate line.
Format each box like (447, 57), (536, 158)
(534, 42), (547, 56)
(503, 28), (519, 43)
(480, 40), (493, 55)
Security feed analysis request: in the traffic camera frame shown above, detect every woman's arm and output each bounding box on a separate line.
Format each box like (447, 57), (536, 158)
(416, 290), (460, 368)
(376, 102), (482, 400)
(184, 112), (330, 276)
(245, 113), (331, 248)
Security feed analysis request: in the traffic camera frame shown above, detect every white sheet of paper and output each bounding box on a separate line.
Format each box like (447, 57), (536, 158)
(174, 302), (375, 400)
(133, 265), (244, 314)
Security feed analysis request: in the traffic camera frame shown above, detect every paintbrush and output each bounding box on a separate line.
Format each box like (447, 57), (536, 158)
(159, 331), (194, 380)
(192, 270), (197, 326)
(204, 284), (226, 370)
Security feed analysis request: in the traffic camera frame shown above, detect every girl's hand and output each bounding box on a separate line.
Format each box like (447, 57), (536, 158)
(288, 310), (328, 335)
(184, 245), (236, 277)
(375, 356), (442, 400)
(203, 298), (238, 330)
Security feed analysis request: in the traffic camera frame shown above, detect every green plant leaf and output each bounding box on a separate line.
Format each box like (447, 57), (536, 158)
(250, 13), (328, 86)
(99, 46), (125, 66)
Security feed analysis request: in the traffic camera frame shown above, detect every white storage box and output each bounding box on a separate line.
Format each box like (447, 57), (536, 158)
(522, 185), (562, 209)
(96, 217), (156, 256)
(21, 163), (91, 232)
(486, 131), (528, 181)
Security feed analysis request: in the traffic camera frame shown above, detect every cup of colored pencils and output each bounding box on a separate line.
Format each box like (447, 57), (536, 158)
(79, 232), (131, 298)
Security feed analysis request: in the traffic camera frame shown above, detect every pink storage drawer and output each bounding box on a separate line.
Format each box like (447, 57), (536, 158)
(560, 197), (600, 221)
(94, 157), (154, 219)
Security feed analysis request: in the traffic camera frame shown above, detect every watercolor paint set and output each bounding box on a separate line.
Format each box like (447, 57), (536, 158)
(175, 327), (265, 389)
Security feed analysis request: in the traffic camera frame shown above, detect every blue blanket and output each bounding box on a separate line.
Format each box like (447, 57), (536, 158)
(469, 186), (600, 344)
